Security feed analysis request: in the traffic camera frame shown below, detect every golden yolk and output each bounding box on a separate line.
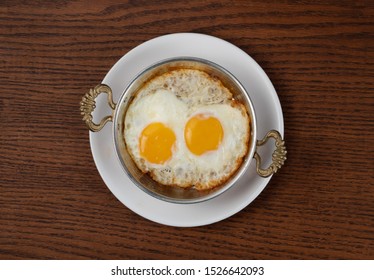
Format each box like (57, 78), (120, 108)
(139, 122), (176, 164)
(184, 114), (223, 155)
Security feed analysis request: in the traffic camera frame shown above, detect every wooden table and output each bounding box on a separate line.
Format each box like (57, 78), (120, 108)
(1, 0), (373, 260)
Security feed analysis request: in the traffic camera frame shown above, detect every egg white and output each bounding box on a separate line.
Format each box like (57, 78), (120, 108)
(124, 69), (250, 189)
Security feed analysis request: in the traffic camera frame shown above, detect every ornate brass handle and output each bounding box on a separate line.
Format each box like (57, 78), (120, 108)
(80, 84), (116, 132)
(254, 130), (287, 177)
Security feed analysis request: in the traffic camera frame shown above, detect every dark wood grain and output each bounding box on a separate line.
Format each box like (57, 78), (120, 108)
(0, 0), (373, 260)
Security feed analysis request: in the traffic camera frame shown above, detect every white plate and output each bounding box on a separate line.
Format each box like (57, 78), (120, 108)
(89, 33), (284, 227)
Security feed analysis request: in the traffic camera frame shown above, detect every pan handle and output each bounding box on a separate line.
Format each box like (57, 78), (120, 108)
(254, 130), (287, 177)
(80, 84), (116, 132)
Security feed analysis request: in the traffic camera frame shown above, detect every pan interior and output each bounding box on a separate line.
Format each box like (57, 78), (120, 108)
(114, 58), (256, 204)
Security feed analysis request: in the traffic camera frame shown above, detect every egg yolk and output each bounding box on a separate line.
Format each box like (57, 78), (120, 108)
(139, 122), (176, 164)
(184, 114), (224, 155)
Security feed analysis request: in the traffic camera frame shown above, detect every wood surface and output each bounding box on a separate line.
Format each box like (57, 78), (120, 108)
(0, 0), (373, 260)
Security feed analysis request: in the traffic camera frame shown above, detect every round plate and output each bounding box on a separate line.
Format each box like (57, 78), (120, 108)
(90, 33), (284, 227)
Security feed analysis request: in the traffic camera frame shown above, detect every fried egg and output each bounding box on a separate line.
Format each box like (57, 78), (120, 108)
(124, 69), (250, 190)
